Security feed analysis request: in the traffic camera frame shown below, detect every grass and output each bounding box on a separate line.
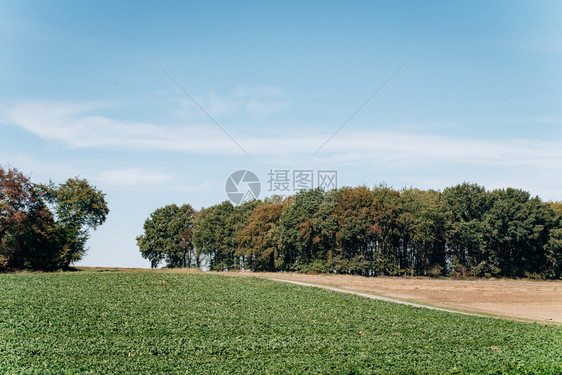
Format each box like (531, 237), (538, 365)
(0, 271), (561, 374)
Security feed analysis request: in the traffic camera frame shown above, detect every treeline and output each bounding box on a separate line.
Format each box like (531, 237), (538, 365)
(0, 167), (109, 271)
(137, 183), (562, 279)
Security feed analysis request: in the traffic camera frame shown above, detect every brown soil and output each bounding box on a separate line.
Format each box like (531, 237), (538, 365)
(232, 272), (562, 323)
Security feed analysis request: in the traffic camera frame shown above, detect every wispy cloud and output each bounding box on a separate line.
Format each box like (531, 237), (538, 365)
(6, 100), (238, 153)
(170, 86), (288, 121)
(4, 100), (562, 171)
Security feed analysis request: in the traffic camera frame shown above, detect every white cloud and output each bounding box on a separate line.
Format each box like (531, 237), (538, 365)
(4, 100), (562, 172)
(6, 100), (239, 153)
(171, 86), (288, 121)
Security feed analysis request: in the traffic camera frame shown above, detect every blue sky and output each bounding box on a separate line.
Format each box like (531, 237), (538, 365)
(1, 1), (561, 267)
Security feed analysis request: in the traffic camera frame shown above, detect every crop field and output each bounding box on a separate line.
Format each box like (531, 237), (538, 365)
(1, 271), (561, 374)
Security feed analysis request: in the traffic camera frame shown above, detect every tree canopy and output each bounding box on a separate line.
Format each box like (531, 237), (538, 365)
(0, 167), (109, 271)
(136, 204), (197, 268)
(138, 183), (562, 279)
(192, 200), (258, 271)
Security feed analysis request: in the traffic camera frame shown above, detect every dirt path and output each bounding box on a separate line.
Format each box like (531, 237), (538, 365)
(235, 272), (562, 323)
(270, 278), (505, 320)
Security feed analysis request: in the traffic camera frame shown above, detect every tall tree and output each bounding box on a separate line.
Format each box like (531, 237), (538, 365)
(399, 188), (446, 276)
(442, 183), (489, 276)
(309, 190), (339, 271)
(1, 168), (108, 270)
(332, 186), (377, 275)
(138, 182), (562, 279)
(0, 167), (60, 270)
(193, 201), (258, 270)
(137, 204), (196, 268)
(370, 185), (402, 275)
(237, 202), (284, 271)
(41, 178), (109, 268)
(483, 189), (551, 277)
(278, 189), (326, 271)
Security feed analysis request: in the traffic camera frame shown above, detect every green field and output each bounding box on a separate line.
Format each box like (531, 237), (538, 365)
(0, 271), (561, 374)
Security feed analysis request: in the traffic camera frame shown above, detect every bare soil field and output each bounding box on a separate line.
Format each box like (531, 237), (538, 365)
(234, 272), (562, 323)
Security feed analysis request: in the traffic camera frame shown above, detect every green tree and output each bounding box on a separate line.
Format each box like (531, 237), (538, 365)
(442, 183), (489, 276)
(398, 188), (446, 276)
(483, 188), (553, 278)
(308, 190), (339, 272)
(137, 204), (196, 268)
(41, 178), (109, 268)
(1, 168), (108, 270)
(543, 201), (562, 277)
(168, 181), (562, 279)
(193, 201), (258, 270)
(277, 189), (327, 271)
(331, 186), (378, 275)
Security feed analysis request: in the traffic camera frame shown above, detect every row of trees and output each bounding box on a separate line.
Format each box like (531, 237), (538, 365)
(137, 183), (562, 278)
(0, 167), (109, 271)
